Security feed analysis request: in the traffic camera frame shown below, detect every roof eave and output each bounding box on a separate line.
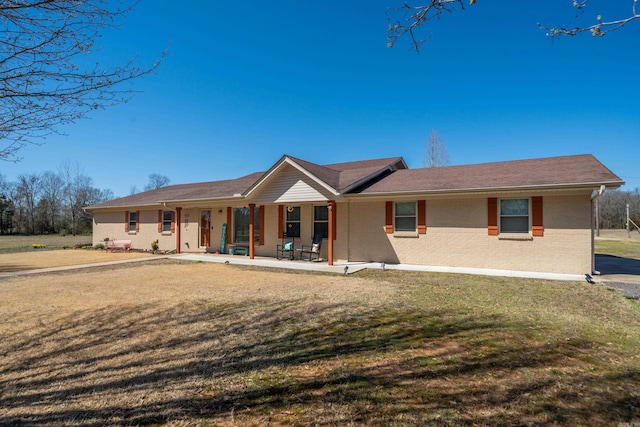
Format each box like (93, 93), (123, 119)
(351, 180), (626, 198)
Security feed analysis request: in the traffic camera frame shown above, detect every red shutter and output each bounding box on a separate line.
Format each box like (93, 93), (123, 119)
(417, 200), (426, 234)
(259, 205), (265, 245)
(135, 210), (140, 232)
(125, 211), (129, 232)
(532, 196), (544, 236)
(385, 201), (393, 234)
(488, 198), (498, 235)
(278, 205), (284, 238)
(226, 207), (232, 244)
(170, 211), (176, 233)
(158, 210), (162, 233)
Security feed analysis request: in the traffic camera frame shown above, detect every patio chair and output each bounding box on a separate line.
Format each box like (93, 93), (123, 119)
(299, 233), (322, 261)
(276, 236), (295, 260)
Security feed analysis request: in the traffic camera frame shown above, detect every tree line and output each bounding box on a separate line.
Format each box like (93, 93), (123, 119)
(0, 163), (113, 236)
(598, 188), (640, 231)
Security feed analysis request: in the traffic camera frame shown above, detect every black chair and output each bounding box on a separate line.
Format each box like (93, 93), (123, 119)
(276, 235), (295, 260)
(299, 233), (323, 261)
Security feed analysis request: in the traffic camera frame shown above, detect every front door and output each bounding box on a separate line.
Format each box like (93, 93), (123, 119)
(200, 209), (211, 247)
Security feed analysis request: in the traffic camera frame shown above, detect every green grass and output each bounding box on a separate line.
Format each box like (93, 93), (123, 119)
(0, 234), (91, 252)
(595, 238), (640, 258)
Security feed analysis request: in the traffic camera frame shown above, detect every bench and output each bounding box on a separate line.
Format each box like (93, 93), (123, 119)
(228, 245), (249, 256)
(105, 239), (132, 252)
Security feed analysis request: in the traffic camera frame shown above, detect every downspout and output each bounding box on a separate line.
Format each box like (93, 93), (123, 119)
(163, 203), (181, 254)
(591, 185), (606, 274)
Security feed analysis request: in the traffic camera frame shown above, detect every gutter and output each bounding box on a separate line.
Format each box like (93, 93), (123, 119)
(591, 185), (606, 275)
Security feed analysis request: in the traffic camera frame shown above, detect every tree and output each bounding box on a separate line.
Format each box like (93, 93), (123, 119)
(16, 173), (41, 234)
(423, 130), (449, 167)
(144, 173), (171, 191)
(386, 1), (640, 53)
(40, 171), (65, 233)
(0, 1), (165, 161)
(60, 161), (93, 235)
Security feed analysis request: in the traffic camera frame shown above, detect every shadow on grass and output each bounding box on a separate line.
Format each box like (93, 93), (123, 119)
(0, 299), (638, 426)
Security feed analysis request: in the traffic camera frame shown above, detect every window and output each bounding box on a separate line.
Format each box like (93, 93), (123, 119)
(395, 202), (416, 232)
(500, 199), (529, 233)
(128, 211), (137, 232)
(162, 211), (172, 232)
(233, 207), (260, 244)
(314, 205), (328, 239)
(285, 206), (300, 238)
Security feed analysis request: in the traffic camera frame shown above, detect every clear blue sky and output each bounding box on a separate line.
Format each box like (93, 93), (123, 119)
(2, 0), (639, 197)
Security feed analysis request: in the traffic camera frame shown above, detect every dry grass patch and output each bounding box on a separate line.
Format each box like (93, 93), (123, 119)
(0, 249), (154, 272)
(1, 261), (639, 426)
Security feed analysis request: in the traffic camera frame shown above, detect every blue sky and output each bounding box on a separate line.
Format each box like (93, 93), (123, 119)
(2, 0), (639, 196)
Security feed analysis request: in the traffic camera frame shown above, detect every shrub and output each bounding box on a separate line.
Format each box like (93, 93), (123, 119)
(31, 243), (46, 249)
(94, 244), (105, 250)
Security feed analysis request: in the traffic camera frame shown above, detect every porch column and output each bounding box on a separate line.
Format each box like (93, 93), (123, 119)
(249, 203), (255, 259)
(327, 200), (336, 266)
(175, 207), (182, 254)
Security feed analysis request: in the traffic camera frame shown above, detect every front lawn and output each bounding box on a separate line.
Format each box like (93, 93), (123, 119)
(0, 261), (638, 426)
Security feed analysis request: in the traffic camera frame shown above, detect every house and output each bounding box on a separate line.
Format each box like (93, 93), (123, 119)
(84, 154), (624, 275)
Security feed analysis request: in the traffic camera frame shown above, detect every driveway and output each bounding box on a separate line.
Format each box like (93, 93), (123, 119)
(595, 254), (640, 299)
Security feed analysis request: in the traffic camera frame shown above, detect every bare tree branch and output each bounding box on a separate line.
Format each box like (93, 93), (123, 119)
(539, 0), (640, 38)
(387, 0), (639, 53)
(0, 0), (167, 161)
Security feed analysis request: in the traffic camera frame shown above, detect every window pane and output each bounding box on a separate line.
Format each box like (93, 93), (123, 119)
(286, 207), (300, 221)
(162, 211), (172, 232)
(285, 222), (300, 238)
(234, 208), (249, 243)
(500, 199), (528, 216)
(395, 202), (416, 216)
(395, 217), (415, 232)
(285, 206), (300, 237)
(314, 206), (328, 221)
(501, 216), (529, 233)
(314, 222), (328, 239)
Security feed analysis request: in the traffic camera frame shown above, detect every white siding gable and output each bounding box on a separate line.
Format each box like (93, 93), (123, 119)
(250, 165), (332, 203)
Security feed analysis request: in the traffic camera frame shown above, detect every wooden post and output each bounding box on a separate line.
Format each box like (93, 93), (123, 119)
(249, 204), (255, 259)
(327, 200), (336, 266)
(175, 207), (182, 254)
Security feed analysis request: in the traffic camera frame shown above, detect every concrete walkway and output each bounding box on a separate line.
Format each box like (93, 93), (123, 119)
(174, 253), (586, 282)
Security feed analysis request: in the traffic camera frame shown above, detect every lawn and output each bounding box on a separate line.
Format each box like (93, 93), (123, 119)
(0, 260), (638, 426)
(0, 234), (92, 252)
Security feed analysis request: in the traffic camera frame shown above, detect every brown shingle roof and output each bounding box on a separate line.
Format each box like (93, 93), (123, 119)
(86, 172), (264, 209)
(357, 154), (624, 194)
(86, 154), (623, 210)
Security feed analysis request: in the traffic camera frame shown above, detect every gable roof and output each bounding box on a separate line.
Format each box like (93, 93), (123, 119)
(241, 155), (407, 197)
(356, 154), (624, 195)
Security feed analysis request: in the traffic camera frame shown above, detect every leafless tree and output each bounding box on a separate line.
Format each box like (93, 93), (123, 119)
(16, 173), (41, 234)
(144, 173), (170, 191)
(40, 171), (64, 233)
(387, 0), (640, 53)
(0, 0), (166, 161)
(423, 129), (449, 167)
(60, 161), (93, 235)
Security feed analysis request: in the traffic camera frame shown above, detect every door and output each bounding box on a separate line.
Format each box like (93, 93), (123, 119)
(200, 209), (211, 247)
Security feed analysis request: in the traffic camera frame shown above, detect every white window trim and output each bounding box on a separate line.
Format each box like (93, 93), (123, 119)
(499, 198), (531, 235)
(394, 201), (417, 233)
